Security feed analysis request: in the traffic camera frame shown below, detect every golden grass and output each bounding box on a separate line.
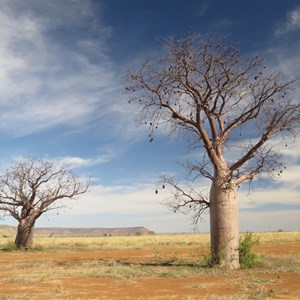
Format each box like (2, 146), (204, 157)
(31, 231), (300, 251)
(0, 230), (299, 252)
(249, 230), (300, 243)
(0, 233), (210, 252)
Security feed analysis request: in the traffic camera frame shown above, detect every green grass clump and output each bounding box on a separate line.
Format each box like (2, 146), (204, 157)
(0, 240), (44, 252)
(1, 240), (17, 252)
(239, 232), (262, 269)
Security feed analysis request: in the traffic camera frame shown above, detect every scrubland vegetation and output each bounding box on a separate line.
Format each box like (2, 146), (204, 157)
(0, 231), (299, 299)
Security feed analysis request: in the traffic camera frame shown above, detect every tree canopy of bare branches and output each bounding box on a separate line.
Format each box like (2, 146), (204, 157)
(125, 34), (300, 268)
(0, 158), (89, 250)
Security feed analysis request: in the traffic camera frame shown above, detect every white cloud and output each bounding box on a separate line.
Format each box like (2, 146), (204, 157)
(37, 155), (300, 232)
(265, 42), (300, 79)
(239, 184), (300, 209)
(275, 7), (300, 36)
(57, 144), (124, 168)
(69, 184), (166, 215)
(57, 156), (109, 168)
(37, 182), (195, 232)
(260, 7), (300, 79)
(38, 177), (299, 232)
(0, 0), (143, 143)
(0, 0), (129, 137)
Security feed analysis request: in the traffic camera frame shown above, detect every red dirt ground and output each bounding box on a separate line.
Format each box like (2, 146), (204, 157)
(0, 242), (299, 299)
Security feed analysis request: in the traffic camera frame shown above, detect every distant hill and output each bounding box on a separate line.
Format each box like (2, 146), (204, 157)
(0, 225), (154, 237)
(0, 225), (16, 237)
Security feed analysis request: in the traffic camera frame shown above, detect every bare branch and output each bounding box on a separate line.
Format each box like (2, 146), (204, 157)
(0, 158), (89, 222)
(125, 33), (300, 224)
(160, 175), (209, 226)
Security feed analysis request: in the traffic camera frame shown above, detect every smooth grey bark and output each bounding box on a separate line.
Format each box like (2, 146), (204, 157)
(209, 173), (240, 268)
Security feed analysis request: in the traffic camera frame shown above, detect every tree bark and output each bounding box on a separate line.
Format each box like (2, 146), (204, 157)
(15, 218), (35, 250)
(209, 178), (240, 269)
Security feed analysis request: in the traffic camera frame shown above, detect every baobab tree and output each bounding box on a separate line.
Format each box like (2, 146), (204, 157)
(125, 34), (300, 269)
(0, 158), (89, 250)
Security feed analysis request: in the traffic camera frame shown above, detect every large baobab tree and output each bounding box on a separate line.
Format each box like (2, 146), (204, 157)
(0, 158), (89, 250)
(125, 34), (300, 268)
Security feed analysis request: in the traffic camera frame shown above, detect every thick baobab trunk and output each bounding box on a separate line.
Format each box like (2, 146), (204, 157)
(209, 178), (240, 269)
(15, 218), (35, 250)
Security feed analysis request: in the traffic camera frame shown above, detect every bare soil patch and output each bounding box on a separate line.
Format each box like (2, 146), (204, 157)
(0, 241), (299, 299)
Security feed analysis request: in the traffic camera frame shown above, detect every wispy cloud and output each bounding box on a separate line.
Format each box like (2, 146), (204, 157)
(57, 144), (124, 168)
(38, 175), (300, 232)
(51, 183), (167, 218)
(195, 1), (209, 16)
(0, 0), (128, 137)
(39, 181), (201, 232)
(57, 156), (109, 168)
(275, 6), (300, 36)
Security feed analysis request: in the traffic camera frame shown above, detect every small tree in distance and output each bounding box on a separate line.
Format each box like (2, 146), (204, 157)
(125, 34), (300, 269)
(0, 158), (89, 250)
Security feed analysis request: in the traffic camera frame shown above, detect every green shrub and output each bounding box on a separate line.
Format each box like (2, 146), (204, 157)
(1, 240), (44, 252)
(1, 240), (17, 252)
(239, 232), (262, 269)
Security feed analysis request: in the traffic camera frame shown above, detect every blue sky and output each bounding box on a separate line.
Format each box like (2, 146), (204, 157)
(0, 0), (299, 233)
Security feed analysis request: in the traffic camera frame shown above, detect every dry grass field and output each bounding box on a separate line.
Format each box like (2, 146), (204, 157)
(0, 231), (299, 299)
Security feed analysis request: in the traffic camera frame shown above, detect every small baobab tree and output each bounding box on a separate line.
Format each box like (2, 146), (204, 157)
(125, 34), (300, 268)
(0, 158), (89, 250)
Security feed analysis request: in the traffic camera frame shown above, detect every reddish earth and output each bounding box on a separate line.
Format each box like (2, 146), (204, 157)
(0, 242), (299, 299)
